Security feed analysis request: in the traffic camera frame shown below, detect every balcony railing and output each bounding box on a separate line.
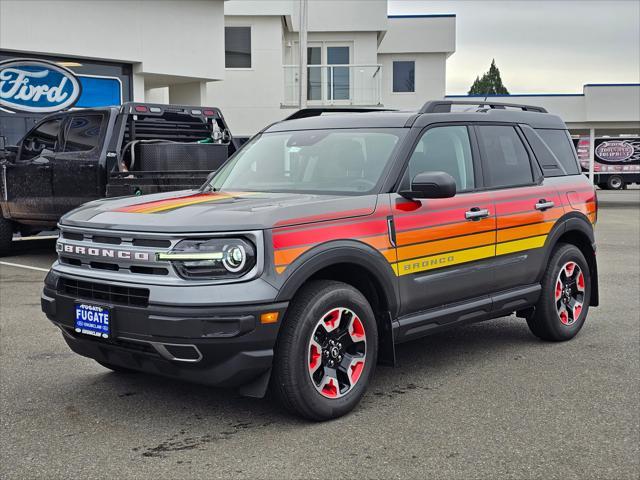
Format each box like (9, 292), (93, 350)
(283, 64), (382, 107)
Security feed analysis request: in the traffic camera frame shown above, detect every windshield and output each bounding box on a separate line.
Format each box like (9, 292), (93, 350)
(208, 128), (405, 195)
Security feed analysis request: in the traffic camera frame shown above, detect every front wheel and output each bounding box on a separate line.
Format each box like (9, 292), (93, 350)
(527, 243), (591, 341)
(271, 280), (378, 421)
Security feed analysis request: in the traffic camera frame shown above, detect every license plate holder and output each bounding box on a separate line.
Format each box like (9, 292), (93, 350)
(74, 303), (111, 339)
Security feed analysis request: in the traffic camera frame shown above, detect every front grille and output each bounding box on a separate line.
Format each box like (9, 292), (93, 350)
(59, 278), (149, 307)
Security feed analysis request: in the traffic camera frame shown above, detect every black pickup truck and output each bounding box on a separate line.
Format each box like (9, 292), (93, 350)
(0, 102), (241, 254)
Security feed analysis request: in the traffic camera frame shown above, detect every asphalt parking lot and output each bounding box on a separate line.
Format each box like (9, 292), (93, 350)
(1, 191), (639, 480)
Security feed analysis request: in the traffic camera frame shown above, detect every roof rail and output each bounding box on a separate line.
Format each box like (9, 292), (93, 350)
(285, 107), (395, 120)
(419, 100), (547, 114)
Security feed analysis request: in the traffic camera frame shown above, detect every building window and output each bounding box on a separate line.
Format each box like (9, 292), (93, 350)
(393, 61), (415, 93)
(225, 27), (251, 68)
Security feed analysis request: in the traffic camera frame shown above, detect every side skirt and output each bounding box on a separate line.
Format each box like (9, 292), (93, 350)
(393, 284), (541, 344)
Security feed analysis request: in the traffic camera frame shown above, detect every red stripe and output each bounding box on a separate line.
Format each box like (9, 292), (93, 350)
(273, 208), (374, 228)
(495, 193), (562, 215)
(273, 219), (388, 249)
(115, 192), (217, 212)
(395, 203), (494, 232)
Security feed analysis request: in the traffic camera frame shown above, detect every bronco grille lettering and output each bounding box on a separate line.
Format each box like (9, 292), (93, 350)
(57, 242), (151, 261)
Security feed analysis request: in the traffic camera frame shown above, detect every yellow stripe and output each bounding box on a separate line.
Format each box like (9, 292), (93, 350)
(496, 235), (547, 256)
(394, 245), (495, 277)
(391, 234), (549, 276)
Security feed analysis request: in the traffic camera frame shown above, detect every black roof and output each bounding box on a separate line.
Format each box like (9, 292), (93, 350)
(267, 101), (567, 132)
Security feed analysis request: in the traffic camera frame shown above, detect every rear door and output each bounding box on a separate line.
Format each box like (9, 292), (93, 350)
(52, 113), (106, 216)
(475, 124), (563, 291)
(4, 117), (62, 221)
(391, 124), (497, 317)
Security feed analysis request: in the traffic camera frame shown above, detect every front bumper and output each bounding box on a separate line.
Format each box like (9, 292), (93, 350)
(41, 275), (287, 393)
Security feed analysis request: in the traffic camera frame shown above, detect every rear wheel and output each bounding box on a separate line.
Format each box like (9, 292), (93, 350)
(0, 217), (14, 256)
(527, 243), (591, 341)
(607, 175), (624, 190)
(271, 280), (378, 421)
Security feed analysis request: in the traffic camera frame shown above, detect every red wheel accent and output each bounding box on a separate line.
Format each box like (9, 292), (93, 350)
(309, 343), (321, 372)
(577, 272), (585, 292)
(559, 309), (569, 325)
(323, 309), (340, 331)
(564, 262), (576, 277)
(349, 361), (364, 384)
(349, 316), (365, 340)
(573, 303), (583, 320)
(321, 378), (338, 398)
(555, 280), (563, 300)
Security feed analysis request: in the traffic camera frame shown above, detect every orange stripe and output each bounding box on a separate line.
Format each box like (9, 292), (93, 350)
(396, 231), (495, 262)
(497, 208), (563, 229)
(396, 221), (490, 247)
(274, 245), (312, 266)
(498, 221), (554, 243)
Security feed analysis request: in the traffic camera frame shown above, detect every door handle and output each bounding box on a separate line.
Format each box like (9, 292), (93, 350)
(535, 199), (555, 211)
(465, 207), (489, 221)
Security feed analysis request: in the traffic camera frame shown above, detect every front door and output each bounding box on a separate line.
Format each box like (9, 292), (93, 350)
(51, 113), (105, 216)
(391, 124), (497, 316)
(4, 117), (62, 221)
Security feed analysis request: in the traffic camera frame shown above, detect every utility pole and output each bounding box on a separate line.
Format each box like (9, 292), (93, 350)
(298, 0), (308, 109)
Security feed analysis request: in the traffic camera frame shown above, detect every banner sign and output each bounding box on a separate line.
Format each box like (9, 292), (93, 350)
(0, 59), (82, 113)
(594, 140), (638, 164)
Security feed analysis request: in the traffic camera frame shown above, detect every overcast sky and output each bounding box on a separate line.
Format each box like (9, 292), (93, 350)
(388, 0), (640, 95)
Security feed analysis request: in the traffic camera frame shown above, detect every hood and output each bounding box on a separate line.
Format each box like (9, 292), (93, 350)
(60, 190), (378, 233)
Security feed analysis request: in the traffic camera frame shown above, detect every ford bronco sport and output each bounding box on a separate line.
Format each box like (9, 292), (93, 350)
(41, 101), (599, 420)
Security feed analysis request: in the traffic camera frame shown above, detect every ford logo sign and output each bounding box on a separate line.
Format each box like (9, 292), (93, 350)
(0, 59), (82, 113)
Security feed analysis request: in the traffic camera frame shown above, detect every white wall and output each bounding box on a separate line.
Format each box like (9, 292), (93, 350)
(446, 85), (640, 130)
(379, 16), (456, 55)
(380, 53), (447, 110)
(207, 15), (287, 136)
(0, 0), (225, 84)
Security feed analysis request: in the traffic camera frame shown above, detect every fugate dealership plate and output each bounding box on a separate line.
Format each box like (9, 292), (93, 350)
(74, 303), (111, 338)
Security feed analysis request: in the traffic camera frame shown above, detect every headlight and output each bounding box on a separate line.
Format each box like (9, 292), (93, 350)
(157, 238), (256, 279)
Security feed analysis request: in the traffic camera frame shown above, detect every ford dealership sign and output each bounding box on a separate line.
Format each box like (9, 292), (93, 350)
(0, 59), (81, 113)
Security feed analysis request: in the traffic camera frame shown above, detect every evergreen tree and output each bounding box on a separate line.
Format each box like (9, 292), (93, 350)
(468, 59), (509, 95)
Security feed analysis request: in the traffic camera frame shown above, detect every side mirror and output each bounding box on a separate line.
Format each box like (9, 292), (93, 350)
(401, 171), (456, 199)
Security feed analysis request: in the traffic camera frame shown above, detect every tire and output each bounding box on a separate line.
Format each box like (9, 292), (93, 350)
(526, 243), (591, 341)
(96, 360), (137, 374)
(271, 280), (378, 421)
(0, 217), (14, 257)
(607, 175), (624, 190)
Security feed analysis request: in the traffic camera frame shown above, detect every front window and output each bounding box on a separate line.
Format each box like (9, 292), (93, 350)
(209, 128), (406, 195)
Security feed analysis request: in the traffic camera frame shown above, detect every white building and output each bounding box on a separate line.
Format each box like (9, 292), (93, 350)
(447, 83), (640, 137)
(1, 0), (456, 138)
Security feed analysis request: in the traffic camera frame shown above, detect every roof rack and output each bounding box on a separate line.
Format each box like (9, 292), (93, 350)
(419, 100), (547, 114)
(285, 107), (395, 120)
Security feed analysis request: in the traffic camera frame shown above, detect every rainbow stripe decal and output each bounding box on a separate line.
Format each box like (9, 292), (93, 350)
(272, 185), (596, 276)
(114, 192), (250, 214)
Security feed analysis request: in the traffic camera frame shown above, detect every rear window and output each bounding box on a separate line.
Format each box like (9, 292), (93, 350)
(536, 129), (580, 175)
(477, 125), (534, 187)
(63, 114), (103, 152)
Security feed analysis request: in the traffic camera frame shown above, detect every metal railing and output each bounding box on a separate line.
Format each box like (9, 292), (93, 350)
(283, 64), (382, 107)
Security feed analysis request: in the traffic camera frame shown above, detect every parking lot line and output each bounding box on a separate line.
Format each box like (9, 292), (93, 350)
(0, 261), (49, 273)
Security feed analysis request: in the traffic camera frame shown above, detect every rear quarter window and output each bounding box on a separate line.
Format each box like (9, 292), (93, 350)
(536, 129), (581, 175)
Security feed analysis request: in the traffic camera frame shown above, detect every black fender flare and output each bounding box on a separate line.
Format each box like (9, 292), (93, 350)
(275, 239), (400, 318)
(539, 212), (599, 306)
